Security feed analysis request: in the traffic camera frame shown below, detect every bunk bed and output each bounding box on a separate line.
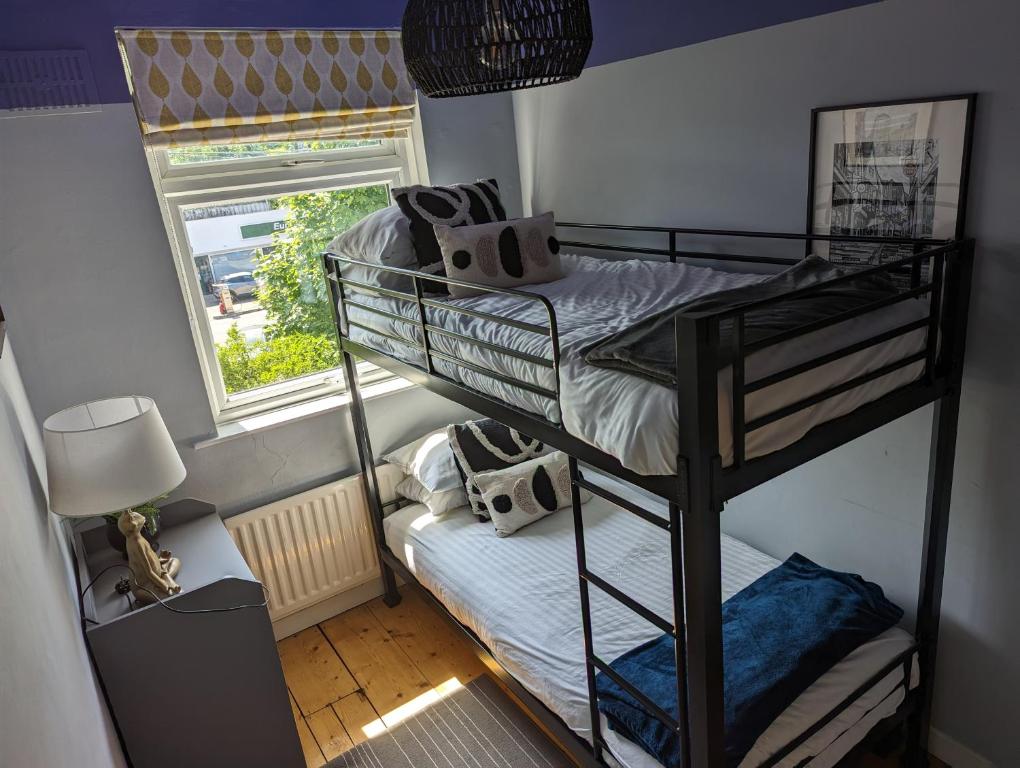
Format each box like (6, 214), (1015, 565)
(322, 223), (974, 768)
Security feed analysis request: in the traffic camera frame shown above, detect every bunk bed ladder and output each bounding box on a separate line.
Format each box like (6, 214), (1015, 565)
(566, 313), (727, 768)
(568, 457), (691, 766)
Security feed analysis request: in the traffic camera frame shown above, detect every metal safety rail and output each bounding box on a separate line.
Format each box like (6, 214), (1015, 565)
(555, 225), (973, 502)
(326, 254), (564, 420)
(558, 221), (953, 266)
(709, 238), (968, 498)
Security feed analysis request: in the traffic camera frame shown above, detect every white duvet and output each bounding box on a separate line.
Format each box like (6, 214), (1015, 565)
(382, 471), (917, 768)
(346, 255), (928, 476)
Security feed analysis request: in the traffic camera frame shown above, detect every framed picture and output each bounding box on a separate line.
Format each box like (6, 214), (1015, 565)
(806, 94), (976, 270)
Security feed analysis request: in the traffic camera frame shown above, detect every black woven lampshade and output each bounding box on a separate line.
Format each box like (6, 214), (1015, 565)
(401, 0), (593, 98)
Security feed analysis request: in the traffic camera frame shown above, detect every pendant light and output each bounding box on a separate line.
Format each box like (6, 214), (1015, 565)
(401, 0), (593, 98)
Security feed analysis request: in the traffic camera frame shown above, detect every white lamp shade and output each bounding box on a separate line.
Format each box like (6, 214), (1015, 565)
(43, 396), (186, 518)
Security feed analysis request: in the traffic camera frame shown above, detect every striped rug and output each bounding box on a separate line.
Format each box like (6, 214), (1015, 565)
(327, 675), (572, 768)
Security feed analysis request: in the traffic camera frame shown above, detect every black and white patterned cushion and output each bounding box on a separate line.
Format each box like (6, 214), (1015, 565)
(447, 418), (549, 519)
(474, 452), (589, 537)
(391, 179), (507, 294)
(433, 212), (564, 298)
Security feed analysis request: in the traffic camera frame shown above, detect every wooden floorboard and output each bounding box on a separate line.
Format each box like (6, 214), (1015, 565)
(366, 588), (488, 688)
(279, 586), (949, 768)
(289, 691), (325, 768)
(279, 626), (359, 717)
(332, 691), (381, 747)
(320, 602), (434, 716)
(278, 587), (551, 768)
(305, 705), (354, 762)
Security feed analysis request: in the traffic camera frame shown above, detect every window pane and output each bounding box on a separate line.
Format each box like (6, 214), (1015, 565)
(180, 185), (391, 398)
(168, 139), (383, 166)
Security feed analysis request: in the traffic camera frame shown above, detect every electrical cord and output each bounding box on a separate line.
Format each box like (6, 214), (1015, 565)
(80, 562), (270, 617)
(81, 563), (134, 625)
(81, 563), (133, 600)
(129, 579), (270, 615)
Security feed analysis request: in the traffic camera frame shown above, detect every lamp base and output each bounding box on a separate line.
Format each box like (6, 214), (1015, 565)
(131, 553), (181, 605)
(106, 515), (160, 558)
(120, 509), (182, 604)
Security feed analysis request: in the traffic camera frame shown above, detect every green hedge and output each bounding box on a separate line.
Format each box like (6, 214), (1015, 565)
(216, 325), (339, 395)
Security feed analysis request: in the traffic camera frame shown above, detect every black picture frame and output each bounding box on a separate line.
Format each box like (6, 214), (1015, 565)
(806, 93), (977, 260)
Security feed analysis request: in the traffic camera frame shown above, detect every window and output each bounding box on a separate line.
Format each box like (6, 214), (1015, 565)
(146, 130), (429, 422)
(165, 139), (383, 166)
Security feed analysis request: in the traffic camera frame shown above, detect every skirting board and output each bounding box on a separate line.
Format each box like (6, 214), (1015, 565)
(270, 578), (383, 641)
(930, 727), (995, 768)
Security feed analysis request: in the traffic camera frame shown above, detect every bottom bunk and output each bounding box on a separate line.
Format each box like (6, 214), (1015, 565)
(380, 467), (918, 768)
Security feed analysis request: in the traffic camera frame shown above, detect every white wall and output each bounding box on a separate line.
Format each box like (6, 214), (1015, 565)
(0, 96), (516, 516)
(0, 336), (126, 768)
(513, 1), (1019, 764)
(0, 93), (511, 764)
(419, 91), (523, 218)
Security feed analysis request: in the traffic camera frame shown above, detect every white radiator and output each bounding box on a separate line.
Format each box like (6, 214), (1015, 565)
(225, 464), (402, 624)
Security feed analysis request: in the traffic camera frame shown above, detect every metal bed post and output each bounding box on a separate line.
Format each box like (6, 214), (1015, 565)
(906, 240), (974, 766)
(675, 313), (726, 768)
(322, 255), (401, 608)
(568, 456), (606, 763)
(667, 497), (692, 768)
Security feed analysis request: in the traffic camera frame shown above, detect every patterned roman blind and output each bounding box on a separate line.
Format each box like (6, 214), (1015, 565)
(116, 29), (416, 148)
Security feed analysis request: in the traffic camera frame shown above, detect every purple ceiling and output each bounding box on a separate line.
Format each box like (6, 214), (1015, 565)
(1, 0), (881, 104)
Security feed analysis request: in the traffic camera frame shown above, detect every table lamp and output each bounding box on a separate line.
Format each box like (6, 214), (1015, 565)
(44, 396), (187, 604)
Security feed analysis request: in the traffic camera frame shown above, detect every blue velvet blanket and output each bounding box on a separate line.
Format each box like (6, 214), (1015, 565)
(595, 553), (903, 768)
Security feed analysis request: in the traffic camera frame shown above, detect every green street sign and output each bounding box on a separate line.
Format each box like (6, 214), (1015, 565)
(240, 220), (287, 239)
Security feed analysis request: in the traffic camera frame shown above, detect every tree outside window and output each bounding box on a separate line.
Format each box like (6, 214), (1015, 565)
(210, 184), (391, 394)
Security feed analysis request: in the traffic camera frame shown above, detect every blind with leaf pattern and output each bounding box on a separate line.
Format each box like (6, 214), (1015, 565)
(116, 28), (416, 148)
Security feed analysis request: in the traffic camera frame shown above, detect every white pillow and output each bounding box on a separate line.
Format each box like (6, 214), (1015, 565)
(473, 452), (590, 537)
(327, 205), (416, 295)
(382, 428), (461, 493)
(433, 211), (564, 298)
(395, 475), (469, 518)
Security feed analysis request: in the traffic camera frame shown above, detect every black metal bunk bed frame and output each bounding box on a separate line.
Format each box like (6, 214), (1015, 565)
(323, 225), (974, 768)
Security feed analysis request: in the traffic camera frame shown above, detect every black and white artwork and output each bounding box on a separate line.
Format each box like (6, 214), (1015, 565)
(808, 96), (974, 273)
(828, 134), (939, 267)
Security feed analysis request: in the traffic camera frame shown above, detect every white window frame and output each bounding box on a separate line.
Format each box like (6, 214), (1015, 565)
(144, 113), (430, 424)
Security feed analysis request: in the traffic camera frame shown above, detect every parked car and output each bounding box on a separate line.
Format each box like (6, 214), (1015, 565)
(212, 271), (260, 302)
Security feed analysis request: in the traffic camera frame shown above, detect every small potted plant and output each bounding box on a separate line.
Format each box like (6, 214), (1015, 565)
(105, 499), (162, 557)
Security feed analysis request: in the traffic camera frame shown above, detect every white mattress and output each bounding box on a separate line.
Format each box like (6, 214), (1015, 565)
(382, 472), (917, 768)
(346, 255), (928, 476)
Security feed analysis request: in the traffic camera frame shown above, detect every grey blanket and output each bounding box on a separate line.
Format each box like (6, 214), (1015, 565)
(583, 256), (899, 385)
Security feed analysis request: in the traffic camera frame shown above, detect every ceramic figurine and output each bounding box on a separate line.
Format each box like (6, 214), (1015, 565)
(118, 509), (181, 604)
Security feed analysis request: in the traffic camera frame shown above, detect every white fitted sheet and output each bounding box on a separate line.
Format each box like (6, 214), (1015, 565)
(382, 471), (917, 768)
(346, 255), (928, 476)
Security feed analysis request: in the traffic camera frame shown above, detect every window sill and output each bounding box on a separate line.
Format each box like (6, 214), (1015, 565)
(193, 376), (415, 450)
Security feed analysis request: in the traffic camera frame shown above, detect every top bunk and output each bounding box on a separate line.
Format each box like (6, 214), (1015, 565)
(323, 223), (974, 507)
